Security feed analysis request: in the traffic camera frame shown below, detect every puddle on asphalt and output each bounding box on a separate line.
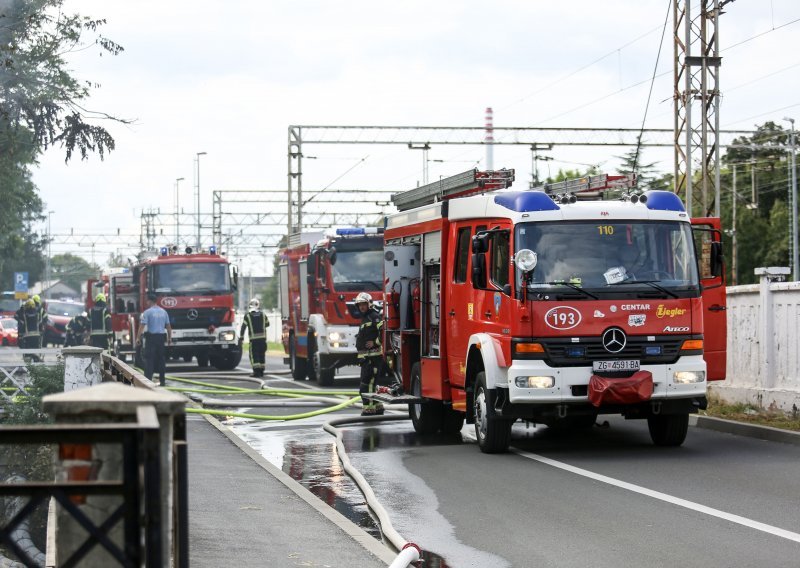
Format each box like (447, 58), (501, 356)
(231, 418), (465, 540)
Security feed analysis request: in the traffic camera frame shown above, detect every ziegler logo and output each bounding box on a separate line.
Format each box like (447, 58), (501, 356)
(161, 296), (177, 308)
(657, 304), (687, 318)
(663, 325), (690, 332)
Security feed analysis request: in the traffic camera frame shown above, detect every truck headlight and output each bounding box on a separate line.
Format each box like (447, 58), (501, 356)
(123, 333), (131, 342)
(218, 331), (236, 342)
(515, 376), (555, 389)
(328, 332), (341, 342)
(673, 371), (705, 384)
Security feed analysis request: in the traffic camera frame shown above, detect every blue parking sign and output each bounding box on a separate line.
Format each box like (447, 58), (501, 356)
(14, 272), (28, 293)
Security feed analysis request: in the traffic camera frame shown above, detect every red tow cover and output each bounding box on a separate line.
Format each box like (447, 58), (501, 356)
(588, 371), (653, 407)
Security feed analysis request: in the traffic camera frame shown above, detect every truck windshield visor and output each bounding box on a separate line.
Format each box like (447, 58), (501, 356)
(330, 250), (383, 291)
(516, 221), (699, 293)
(154, 262), (230, 294)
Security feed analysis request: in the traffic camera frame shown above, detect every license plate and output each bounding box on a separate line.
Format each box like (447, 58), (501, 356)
(592, 359), (640, 372)
(183, 331), (205, 337)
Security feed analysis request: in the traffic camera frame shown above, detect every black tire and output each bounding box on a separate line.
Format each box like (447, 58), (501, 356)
(306, 333), (318, 381)
(473, 371), (512, 453)
(289, 337), (307, 381)
(314, 353), (336, 387)
(440, 405), (465, 434)
(212, 350), (242, 371)
(196, 352), (209, 368)
(648, 413), (689, 446)
(409, 362), (443, 434)
(183, 354), (193, 363)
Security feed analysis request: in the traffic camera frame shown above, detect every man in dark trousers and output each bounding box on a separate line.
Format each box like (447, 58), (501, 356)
(239, 298), (268, 377)
(15, 299), (43, 363)
(89, 293), (113, 349)
(136, 293), (172, 386)
(354, 292), (384, 416)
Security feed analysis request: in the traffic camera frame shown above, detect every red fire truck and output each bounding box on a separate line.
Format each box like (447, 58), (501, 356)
(279, 228), (385, 385)
(379, 169), (726, 453)
(90, 246), (241, 370)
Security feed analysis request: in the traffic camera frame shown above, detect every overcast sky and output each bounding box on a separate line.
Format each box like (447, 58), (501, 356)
(33, 0), (800, 275)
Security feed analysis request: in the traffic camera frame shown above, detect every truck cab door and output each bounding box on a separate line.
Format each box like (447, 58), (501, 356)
(692, 217), (727, 381)
(446, 223), (474, 384)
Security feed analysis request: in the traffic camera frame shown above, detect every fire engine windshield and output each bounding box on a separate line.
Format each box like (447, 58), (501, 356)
(154, 263), (230, 294)
(329, 250), (383, 291)
(516, 221), (699, 297)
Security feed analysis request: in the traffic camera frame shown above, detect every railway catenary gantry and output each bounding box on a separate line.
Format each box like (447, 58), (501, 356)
(286, 125), (756, 236)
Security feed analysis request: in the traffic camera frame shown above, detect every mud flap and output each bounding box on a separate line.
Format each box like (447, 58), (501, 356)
(588, 371), (653, 407)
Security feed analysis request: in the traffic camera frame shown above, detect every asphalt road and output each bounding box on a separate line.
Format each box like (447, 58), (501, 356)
(171, 354), (800, 568)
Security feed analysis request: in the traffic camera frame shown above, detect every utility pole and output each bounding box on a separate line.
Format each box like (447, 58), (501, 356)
(731, 164), (737, 285)
(196, 152), (207, 250)
(408, 143), (431, 185)
(175, 177), (184, 247)
(46, 211), (53, 298)
(784, 117), (798, 280)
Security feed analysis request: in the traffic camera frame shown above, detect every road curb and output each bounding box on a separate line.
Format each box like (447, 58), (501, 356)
(691, 415), (800, 446)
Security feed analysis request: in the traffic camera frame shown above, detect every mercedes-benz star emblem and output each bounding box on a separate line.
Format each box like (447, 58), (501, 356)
(187, 308), (199, 321)
(601, 327), (626, 353)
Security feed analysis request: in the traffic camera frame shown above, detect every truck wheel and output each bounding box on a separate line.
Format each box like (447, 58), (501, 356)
(306, 333), (318, 381)
(183, 354), (193, 363)
(212, 350), (242, 371)
(289, 337), (307, 381)
(409, 362), (443, 434)
(314, 354), (335, 387)
(648, 413), (689, 446)
(440, 405), (465, 434)
(196, 352), (209, 368)
(474, 371), (512, 453)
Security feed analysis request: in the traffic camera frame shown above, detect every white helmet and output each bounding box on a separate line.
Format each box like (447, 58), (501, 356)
(248, 298), (261, 310)
(354, 292), (372, 305)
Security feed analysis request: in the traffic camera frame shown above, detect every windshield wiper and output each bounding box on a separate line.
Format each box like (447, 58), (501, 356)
(543, 281), (598, 299)
(607, 279), (678, 299)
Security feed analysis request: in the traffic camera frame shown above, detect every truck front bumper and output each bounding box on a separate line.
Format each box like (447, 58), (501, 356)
(505, 355), (708, 405)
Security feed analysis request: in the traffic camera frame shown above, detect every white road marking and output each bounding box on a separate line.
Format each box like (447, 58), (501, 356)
(514, 449), (800, 544)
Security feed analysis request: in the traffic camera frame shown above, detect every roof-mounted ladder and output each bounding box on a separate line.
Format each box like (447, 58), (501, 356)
(535, 174), (637, 196)
(392, 168), (515, 211)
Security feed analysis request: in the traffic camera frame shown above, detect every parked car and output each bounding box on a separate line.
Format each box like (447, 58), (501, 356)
(0, 318), (18, 346)
(0, 292), (18, 318)
(44, 300), (85, 346)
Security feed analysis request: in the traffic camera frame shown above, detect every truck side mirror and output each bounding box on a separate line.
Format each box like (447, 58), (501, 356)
(472, 253), (487, 289)
(131, 267), (140, 290)
(231, 265), (239, 290)
(306, 274), (315, 285)
(472, 233), (489, 254)
(328, 247), (337, 266)
(710, 241), (724, 278)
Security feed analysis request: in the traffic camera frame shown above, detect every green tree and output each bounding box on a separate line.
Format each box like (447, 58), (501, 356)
(261, 236), (288, 311)
(50, 253), (100, 293)
(0, 0), (126, 290)
(615, 142), (671, 191)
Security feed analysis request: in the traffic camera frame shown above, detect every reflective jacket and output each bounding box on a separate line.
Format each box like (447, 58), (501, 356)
(240, 310), (268, 341)
(90, 303), (112, 336)
(356, 306), (383, 357)
(19, 307), (41, 338)
(67, 315), (90, 334)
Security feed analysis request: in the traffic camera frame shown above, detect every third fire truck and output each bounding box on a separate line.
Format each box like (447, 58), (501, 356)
(379, 169), (727, 453)
(279, 228), (385, 385)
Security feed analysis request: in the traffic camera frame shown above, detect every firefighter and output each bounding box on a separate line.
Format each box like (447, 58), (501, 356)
(239, 298), (268, 378)
(89, 293), (113, 350)
(32, 294), (48, 341)
(355, 292), (384, 416)
(65, 311), (90, 347)
(17, 299), (43, 350)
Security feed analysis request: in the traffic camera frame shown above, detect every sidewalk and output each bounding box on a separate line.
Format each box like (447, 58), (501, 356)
(187, 413), (394, 568)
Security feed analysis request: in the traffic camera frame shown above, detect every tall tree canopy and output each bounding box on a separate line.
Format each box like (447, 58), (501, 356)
(0, 0), (125, 290)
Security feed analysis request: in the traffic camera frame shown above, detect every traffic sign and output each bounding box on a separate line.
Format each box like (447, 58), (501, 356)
(14, 272), (29, 300)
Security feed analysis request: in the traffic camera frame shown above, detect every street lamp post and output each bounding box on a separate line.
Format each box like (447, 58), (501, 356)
(175, 177), (185, 247)
(45, 210), (54, 299)
(196, 152), (207, 250)
(784, 118), (798, 281)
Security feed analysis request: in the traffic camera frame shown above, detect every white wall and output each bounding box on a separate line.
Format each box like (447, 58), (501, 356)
(711, 279), (800, 411)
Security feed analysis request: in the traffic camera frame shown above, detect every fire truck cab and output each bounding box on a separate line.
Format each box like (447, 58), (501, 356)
(383, 169), (726, 453)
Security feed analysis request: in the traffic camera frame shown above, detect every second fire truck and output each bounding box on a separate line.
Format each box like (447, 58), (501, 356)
(279, 228), (385, 385)
(378, 169), (727, 453)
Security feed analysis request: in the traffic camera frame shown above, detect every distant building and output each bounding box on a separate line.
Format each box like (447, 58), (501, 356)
(29, 280), (79, 300)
